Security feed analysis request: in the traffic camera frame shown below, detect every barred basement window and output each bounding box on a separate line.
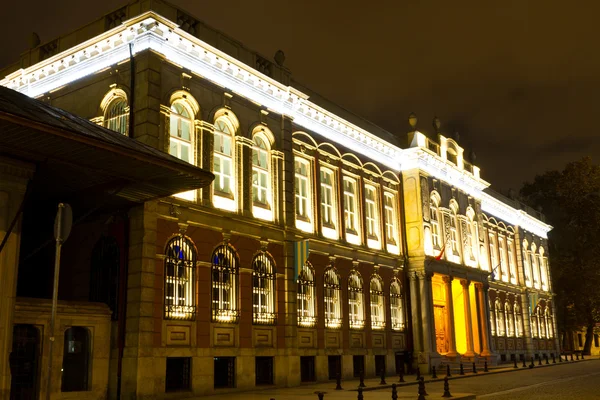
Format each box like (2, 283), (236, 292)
(212, 244), (240, 323)
(370, 274), (385, 330)
(252, 252), (276, 325)
(164, 236), (196, 320)
(348, 271), (364, 330)
(324, 267), (342, 329)
(104, 96), (129, 135)
(390, 278), (405, 331)
(297, 262), (316, 327)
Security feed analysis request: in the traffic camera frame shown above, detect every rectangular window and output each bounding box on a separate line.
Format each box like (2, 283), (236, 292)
(300, 356), (316, 382)
(295, 158), (310, 220)
(450, 215), (459, 254)
(165, 357), (191, 392)
(489, 233), (498, 271)
(430, 207), (440, 248)
(213, 131), (233, 195)
(523, 249), (532, 286)
(384, 193), (397, 244)
(507, 239), (516, 283)
(214, 357), (235, 388)
(343, 177), (358, 233)
(320, 168), (335, 227)
(365, 186), (378, 239)
(531, 252), (540, 289)
(498, 237), (508, 281)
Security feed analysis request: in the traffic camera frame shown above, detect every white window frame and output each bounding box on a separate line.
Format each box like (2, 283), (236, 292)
(170, 101), (196, 201)
(531, 244), (540, 289)
(324, 267), (342, 329)
(213, 118), (236, 210)
(430, 196), (441, 249)
(104, 95), (129, 135)
(365, 185), (378, 239)
(320, 168), (336, 229)
(384, 192), (398, 245)
(523, 240), (532, 287)
(495, 299), (505, 336)
(498, 236), (509, 282)
(252, 133), (272, 220)
(252, 252), (276, 325)
(507, 239), (517, 284)
(295, 157), (313, 232)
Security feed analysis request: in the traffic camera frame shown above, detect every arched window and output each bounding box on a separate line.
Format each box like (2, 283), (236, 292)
(539, 306), (547, 338)
(211, 244), (239, 323)
(495, 299), (505, 336)
(390, 278), (405, 331)
(465, 209), (477, 262)
(252, 251), (276, 325)
(505, 301), (514, 337)
(545, 307), (554, 339)
(320, 168), (336, 231)
(523, 240), (532, 287)
(498, 236), (509, 282)
(169, 102), (194, 164)
(539, 247), (548, 291)
(348, 271), (365, 329)
(324, 267), (342, 329)
(489, 299), (496, 336)
(61, 327), (90, 392)
(104, 95), (129, 135)
(507, 238), (517, 284)
(252, 132), (272, 217)
(514, 301), (523, 337)
(370, 274), (385, 330)
(531, 243), (540, 289)
(488, 232), (498, 273)
(164, 236), (196, 320)
(449, 201), (460, 256)
(213, 118), (235, 197)
(297, 262), (316, 327)
(531, 306), (540, 338)
(430, 194), (441, 249)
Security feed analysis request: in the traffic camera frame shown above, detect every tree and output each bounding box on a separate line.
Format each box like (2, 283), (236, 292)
(520, 157), (600, 355)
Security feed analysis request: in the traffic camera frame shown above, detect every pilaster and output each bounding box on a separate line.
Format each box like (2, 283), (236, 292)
(281, 115), (295, 228)
(475, 283), (493, 357)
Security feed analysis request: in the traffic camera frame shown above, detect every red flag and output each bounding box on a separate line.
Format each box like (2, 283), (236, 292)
(435, 244), (446, 260)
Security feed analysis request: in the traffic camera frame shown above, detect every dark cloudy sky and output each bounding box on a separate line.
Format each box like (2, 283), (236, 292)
(2, 0), (598, 193)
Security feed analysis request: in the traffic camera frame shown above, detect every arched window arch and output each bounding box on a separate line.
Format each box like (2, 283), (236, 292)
(370, 274), (385, 330)
(252, 130), (273, 220)
(324, 267), (342, 329)
(211, 244), (239, 323)
(390, 278), (405, 331)
(213, 117), (236, 206)
(169, 101), (195, 164)
(430, 193), (441, 250)
(505, 301), (515, 337)
(103, 92), (129, 135)
(514, 301), (524, 337)
(252, 251), (276, 325)
(495, 299), (505, 336)
(531, 243), (540, 289)
(61, 327), (91, 392)
(522, 240), (532, 287)
(164, 236), (196, 320)
(297, 262), (316, 327)
(348, 271), (365, 329)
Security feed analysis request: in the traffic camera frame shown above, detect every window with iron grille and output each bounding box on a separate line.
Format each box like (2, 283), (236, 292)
(252, 251), (276, 325)
(164, 236), (196, 320)
(348, 271), (364, 330)
(370, 274), (385, 330)
(212, 244), (240, 323)
(297, 262), (316, 327)
(390, 278), (405, 331)
(324, 267), (342, 329)
(104, 96), (129, 135)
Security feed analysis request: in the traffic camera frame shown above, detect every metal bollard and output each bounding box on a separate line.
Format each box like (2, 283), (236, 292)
(484, 360), (489, 372)
(432, 365), (438, 379)
(357, 386), (364, 400)
(380, 368), (386, 385)
(576, 353), (580, 361)
(545, 354), (549, 365)
(359, 371), (365, 388)
(522, 357), (527, 368)
(415, 367), (421, 381)
(398, 368), (405, 383)
(538, 355), (542, 366)
(392, 383), (398, 400)
(552, 354), (556, 364)
(459, 363), (464, 375)
(558, 354), (562, 363)
(582, 353), (585, 360)
(513, 358), (518, 369)
(314, 391), (326, 400)
(472, 362), (477, 374)
(570, 353), (574, 361)
(442, 376), (452, 398)
(335, 372), (343, 390)
(418, 376), (428, 398)
(529, 357), (535, 368)
(447, 364), (452, 377)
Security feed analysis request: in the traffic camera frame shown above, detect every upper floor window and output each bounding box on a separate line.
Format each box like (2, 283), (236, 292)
(430, 195), (441, 249)
(370, 274), (385, 330)
(211, 244), (239, 323)
(507, 239), (517, 284)
(320, 168), (336, 228)
(489, 299), (496, 336)
(164, 236), (196, 320)
(252, 251), (276, 325)
(539, 247), (548, 291)
(505, 301), (514, 337)
(465, 210), (477, 262)
(514, 302), (523, 337)
(390, 278), (405, 331)
(384, 192), (398, 245)
(545, 307), (553, 338)
(489, 233), (498, 272)
(348, 271), (365, 330)
(343, 177), (359, 234)
(104, 95), (129, 135)
(523, 240), (532, 287)
(365, 185), (379, 239)
(213, 118), (235, 197)
(531, 306), (540, 338)
(498, 237), (509, 282)
(297, 262), (316, 327)
(170, 102), (194, 164)
(252, 134), (271, 212)
(295, 158), (311, 222)
(324, 267), (342, 329)
(539, 306), (547, 338)
(449, 203), (459, 255)
(531, 244), (540, 289)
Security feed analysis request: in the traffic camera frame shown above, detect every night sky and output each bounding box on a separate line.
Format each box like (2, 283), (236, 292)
(2, 0), (598, 193)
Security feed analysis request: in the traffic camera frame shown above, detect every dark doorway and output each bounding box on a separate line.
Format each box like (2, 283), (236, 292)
(61, 327), (90, 392)
(165, 357), (191, 392)
(10, 324), (40, 400)
(327, 355), (341, 380)
(353, 355), (365, 377)
(375, 355), (386, 376)
(90, 235), (120, 320)
(394, 352), (404, 374)
(214, 357), (235, 388)
(255, 357), (274, 385)
(300, 356), (315, 382)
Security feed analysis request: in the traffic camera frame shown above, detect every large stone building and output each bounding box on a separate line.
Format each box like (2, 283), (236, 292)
(0, 1), (558, 399)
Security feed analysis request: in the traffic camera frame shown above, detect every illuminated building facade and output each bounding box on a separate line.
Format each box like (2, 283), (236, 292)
(0, 1), (557, 398)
